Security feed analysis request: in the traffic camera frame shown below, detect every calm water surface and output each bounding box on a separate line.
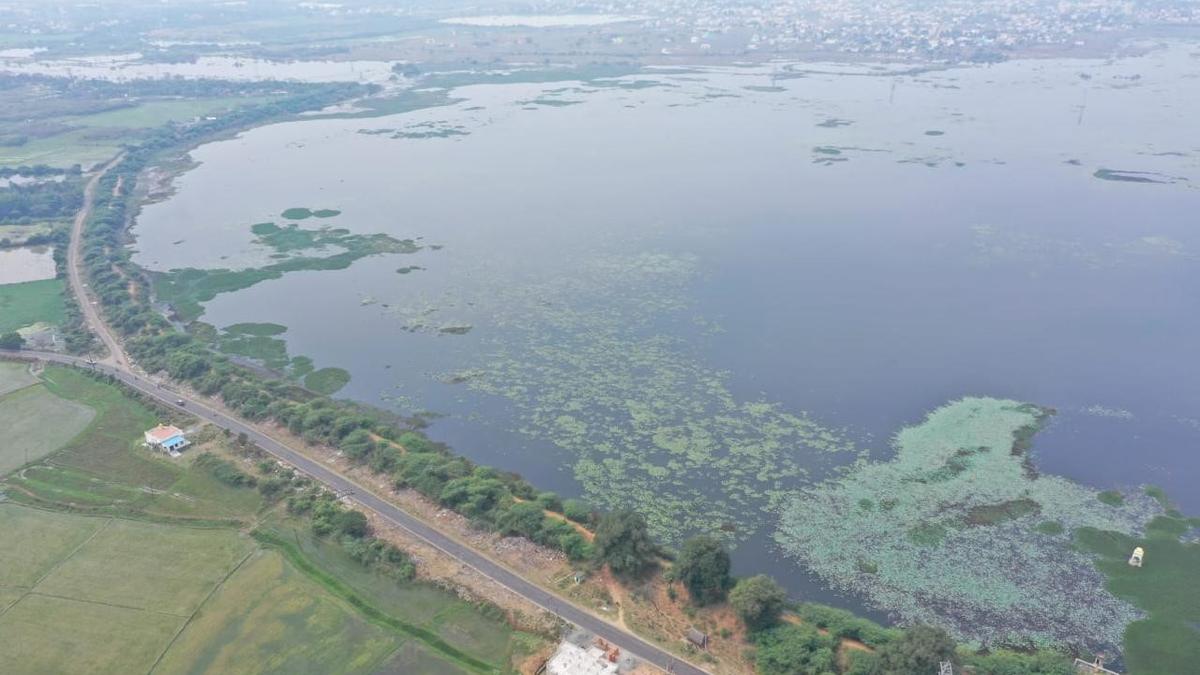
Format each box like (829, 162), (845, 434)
(130, 43), (1200, 613)
(0, 247), (56, 284)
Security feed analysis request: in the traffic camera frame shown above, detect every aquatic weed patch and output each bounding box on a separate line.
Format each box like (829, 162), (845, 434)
(281, 207), (342, 220)
(458, 251), (859, 541)
(358, 121), (470, 139)
(775, 397), (1162, 652)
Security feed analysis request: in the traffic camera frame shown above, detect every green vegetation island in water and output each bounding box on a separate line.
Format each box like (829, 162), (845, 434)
(280, 207), (341, 220)
(154, 218), (422, 322)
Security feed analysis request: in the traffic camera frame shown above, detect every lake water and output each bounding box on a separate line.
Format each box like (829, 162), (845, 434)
(131, 42), (1200, 625)
(0, 247), (56, 284)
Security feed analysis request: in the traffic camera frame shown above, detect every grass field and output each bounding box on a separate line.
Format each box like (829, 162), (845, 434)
(1076, 513), (1200, 675)
(0, 505), (247, 674)
(0, 382), (96, 476)
(0, 95), (284, 168)
(0, 360), (38, 396)
(63, 96), (281, 129)
(37, 365), (173, 488)
(147, 459), (265, 521)
(0, 587), (24, 615)
(0, 592), (185, 674)
(0, 504), (103, 588)
(0, 278), (67, 333)
(0, 501), (529, 675)
(35, 518), (253, 615)
(376, 641), (472, 675)
(154, 549), (402, 675)
(0, 365), (272, 523)
(0, 127), (125, 169)
(270, 520), (519, 665)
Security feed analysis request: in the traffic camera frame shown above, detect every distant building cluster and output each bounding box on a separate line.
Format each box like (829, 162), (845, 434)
(434, 0), (1200, 61)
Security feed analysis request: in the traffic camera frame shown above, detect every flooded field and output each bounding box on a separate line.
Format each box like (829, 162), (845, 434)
(127, 42), (1200, 646)
(0, 247), (56, 284)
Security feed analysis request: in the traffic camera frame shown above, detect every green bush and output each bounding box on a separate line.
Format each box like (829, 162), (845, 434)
(752, 623), (836, 675)
(194, 452), (256, 487)
(535, 491), (563, 512)
(675, 535), (733, 606)
(873, 624), (958, 675)
(593, 510), (657, 578)
(792, 603), (896, 648)
(730, 575), (787, 631)
(563, 498), (593, 524)
(497, 502), (546, 538)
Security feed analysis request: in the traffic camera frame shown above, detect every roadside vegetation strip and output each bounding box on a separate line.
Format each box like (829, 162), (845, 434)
(251, 528), (500, 674)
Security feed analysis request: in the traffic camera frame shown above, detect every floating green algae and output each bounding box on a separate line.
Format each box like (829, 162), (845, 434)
(774, 397), (1163, 652)
(358, 121), (470, 139)
(516, 98), (583, 107)
(455, 251), (859, 541)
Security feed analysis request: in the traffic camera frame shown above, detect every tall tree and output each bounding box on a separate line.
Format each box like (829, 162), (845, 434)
(0, 332), (24, 350)
(874, 624), (958, 675)
(593, 510), (656, 578)
(674, 535), (733, 605)
(730, 574), (787, 631)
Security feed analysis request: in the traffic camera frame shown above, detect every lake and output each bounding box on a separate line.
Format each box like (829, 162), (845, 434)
(130, 42), (1200, 638)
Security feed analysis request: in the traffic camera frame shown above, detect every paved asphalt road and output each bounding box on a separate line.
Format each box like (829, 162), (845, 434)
(4, 349), (708, 675)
